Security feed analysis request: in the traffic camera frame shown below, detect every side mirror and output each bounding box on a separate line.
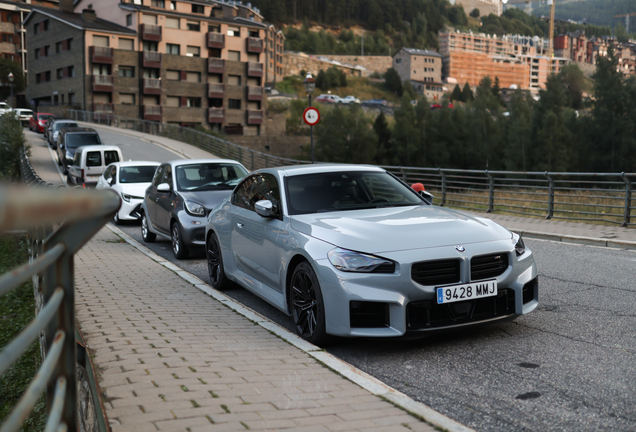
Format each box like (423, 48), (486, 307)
(59, 143), (64, 149)
(157, 183), (171, 192)
(108, 178), (116, 186)
(419, 190), (434, 205)
(255, 200), (274, 218)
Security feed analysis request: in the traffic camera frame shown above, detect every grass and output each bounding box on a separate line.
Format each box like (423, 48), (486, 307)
(275, 75), (401, 104)
(0, 235), (47, 430)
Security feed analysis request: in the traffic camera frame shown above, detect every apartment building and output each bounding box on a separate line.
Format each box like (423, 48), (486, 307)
(26, 0), (284, 135)
(393, 48), (445, 100)
(450, 0), (502, 17)
(439, 31), (568, 93)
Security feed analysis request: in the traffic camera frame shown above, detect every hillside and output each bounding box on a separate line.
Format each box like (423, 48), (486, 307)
(531, 0), (636, 28)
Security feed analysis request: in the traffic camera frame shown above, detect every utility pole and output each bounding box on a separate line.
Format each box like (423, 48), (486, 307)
(548, 0), (556, 73)
(614, 13), (636, 33)
(361, 34), (364, 56)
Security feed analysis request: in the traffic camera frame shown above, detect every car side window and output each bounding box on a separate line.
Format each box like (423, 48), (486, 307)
(232, 174), (280, 214)
(161, 165), (173, 188)
(104, 151), (120, 165)
(86, 151), (101, 167)
(73, 151), (81, 166)
(103, 166), (113, 183)
(152, 166), (164, 187)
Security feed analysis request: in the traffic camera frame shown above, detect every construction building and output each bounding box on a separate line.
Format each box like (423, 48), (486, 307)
(25, 0), (285, 135)
(449, 0), (502, 17)
(392, 47), (445, 100)
(439, 30), (569, 93)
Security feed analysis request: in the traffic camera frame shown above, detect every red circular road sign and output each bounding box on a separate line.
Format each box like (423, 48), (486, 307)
(303, 107), (320, 126)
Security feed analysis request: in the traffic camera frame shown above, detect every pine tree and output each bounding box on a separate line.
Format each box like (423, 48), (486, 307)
(462, 82), (473, 102)
(451, 84), (463, 102)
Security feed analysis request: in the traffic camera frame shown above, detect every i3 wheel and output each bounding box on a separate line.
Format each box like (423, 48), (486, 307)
(290, 261), (328, 346)
(141, 211), (156, 243)
(206, 232), (227, 290)
(171, 222), (189, 259)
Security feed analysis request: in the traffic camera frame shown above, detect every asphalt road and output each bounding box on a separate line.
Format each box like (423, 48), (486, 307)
(31, 128), (636, 432)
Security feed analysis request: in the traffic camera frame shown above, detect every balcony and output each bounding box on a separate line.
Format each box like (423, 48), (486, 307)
(208, 58), (225, 74)
(207, 32), (225, 49)
(140, 24), (162, 42)
(143, 105), (162, 121)
(93, 103), (113, 113)
(246, 86), (263, 101)
(208, 83), (225, 99)
(246, 110), (263, 125)
(209, 108), (225, 124)
(246, 62), (263, 78)
(92, 75), (114, 92)
(142, 78), (162, 95)
(246, 37), (264, 53)
(142, 51), (162, 68)
(91, 46), (113, 64)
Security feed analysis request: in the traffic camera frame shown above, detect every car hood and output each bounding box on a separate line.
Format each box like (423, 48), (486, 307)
(178, 190), (233, 209)
(120, 183), (152, 198)
(289, 205), (512, 253)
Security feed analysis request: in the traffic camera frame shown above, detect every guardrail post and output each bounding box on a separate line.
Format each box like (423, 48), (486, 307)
(545, 172), (554, 219)
(439, 169), (447, 206)
(399, 167), (406, 182)
(250, 151), (254, 171)
(621, 173), (632, 227)
(265, 155), (269, 168)
(486, 170), (494, 213)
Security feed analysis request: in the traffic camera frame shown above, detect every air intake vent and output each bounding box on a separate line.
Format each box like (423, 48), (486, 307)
(412, 259), (460, 286)
(471, 253), (509, 281)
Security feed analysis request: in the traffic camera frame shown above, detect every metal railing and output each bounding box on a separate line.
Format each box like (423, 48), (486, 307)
(67, 109), (635, 227)
(0, 149), (119, 432)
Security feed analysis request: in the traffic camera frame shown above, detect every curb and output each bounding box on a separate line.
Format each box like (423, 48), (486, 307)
(518, 230), (636, 250)
(104, 223), (476, 432)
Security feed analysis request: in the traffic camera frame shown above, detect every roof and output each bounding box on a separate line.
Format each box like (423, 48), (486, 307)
(398, 48), (443, 58)
(167, 159), (247, 167)
(23, 7), (136, 35)
(59, 127), (97, 133)
(266, 164), (384, 177)
(111, 161), (161, 168)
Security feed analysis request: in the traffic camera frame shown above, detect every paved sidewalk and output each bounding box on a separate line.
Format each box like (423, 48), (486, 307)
(25, 129), (65, 186)
(75, 228), (442, 432)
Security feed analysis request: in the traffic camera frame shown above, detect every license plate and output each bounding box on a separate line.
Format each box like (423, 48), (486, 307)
(436, 280), (497, 304)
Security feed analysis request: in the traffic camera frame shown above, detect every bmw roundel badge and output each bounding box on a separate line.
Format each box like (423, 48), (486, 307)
(456, 245), (465, 252)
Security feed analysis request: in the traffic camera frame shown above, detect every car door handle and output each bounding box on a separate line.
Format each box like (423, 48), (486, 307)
(237, 223), (244, 228)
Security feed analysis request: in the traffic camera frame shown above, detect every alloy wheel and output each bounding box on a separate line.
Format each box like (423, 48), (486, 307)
(207, 236), (221, 285)
(291, 270), (318, 338)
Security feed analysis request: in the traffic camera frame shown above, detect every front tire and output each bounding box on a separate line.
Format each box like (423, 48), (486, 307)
(206, 232), (227, 290)
(113, 211), (121, 225)
(290, 261), (328, 346)
(141, 211), (156, 242)
(171, 222), (189, 259)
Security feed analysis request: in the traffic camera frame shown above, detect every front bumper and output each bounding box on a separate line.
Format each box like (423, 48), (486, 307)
(176, 210), (206, 249)
(117, 199), (144, 221)
(313, 239), (539, 338)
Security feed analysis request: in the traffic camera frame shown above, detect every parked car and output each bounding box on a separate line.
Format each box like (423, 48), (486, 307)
(13, 108), (33, 126)
(314, 94), (341, 104)
(29, 112), (54, 133)
(67, 145), (123, 186)
(96, 161), (161, 224)
(47, 119), (79, 148)
(361, 99), (388, 108)
(204, 164), (538, 345)
(140, 159), (249, 259)
(0, 102), (12, 115)
(340, 95), (361, 104)
(56, 127), (102, 174)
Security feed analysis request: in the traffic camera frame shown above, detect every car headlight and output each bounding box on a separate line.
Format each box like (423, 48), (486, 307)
(328, 248), (395, 273)
(185, 200), (206, 217)
(65, 151), (72, 160)
(512, 232), (526, 256)
(121, 192), (142, 203)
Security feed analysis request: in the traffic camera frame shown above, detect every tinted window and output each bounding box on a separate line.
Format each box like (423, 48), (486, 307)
(152, 166), (164, 186)
(86, 151), (101, 167)
(39, 114), (54, 121)
(104, 165), (115, 184)
(175, 163), (247, 192)
(232, 173), (280, 213)
(54, 122), (77, 131)
(65, 133), (101, 149)
(285, 171), (423, 215)
(72, 151), (81, 166)
(104, 150), (120, 165)
(161, 165), (172, 187)
(119, 166), (158, 183)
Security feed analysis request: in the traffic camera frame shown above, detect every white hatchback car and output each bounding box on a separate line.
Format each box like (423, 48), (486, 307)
(340, 95), (361, 104)
(96, 161), (160, 224)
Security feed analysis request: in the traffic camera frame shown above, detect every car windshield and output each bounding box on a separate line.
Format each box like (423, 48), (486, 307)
(286, 171), (424, 215)
(54, 122), (77, 131)
(39, 115), (53, 121)
(176, 163), (248, 191)
(119, 166), (158, 184)
(65, 133), (101, 149)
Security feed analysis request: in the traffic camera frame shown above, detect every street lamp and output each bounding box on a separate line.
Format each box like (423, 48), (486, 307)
(8, 72), (13, 108)
(303, 73), (316, 163)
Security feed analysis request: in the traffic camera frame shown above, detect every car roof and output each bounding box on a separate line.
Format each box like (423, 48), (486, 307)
(59, 127), (97, 133)
(166, 159), (246, 168)
(110, 161), (161, 168)
(76, 145), (120, 152)
(36, 112), (54, 116)
(260, 163), (385, 177)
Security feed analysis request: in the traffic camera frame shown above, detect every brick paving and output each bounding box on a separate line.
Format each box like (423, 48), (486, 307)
(75, 228), (437, 432)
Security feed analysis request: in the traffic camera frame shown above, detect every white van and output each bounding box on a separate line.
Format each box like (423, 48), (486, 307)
(68, 145), (123, 186)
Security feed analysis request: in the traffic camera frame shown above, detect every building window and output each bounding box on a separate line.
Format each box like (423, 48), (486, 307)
(166, 43), (180, 55)
(93, 35), (109, 47)
(143, 68), (160, 79)
(151, 0), (164, 7)
(165, 17), (180, 29)
(56, 68), (64, 79)
(55, 41), (62, 53)
(186, 46), (200, 57)
(93, 64), (111, 75)
(209, 48), (221, 58)
(227, 75), (241, 86)
(126, 14), (132, 26)
(249, 30), (259, 37)
(120, 93), (135, 105)
(166, 96), (179, 107)
(68, 66), (74, 77)
(142, 14), (158, 25)
(186, 97), (201, 107)
(227, 26), (240, 37)
(192, 4), (204, 14)
(170, 1), (176, 10)
(209, 25), (220, 33)
(119, 66), (135, 77)
(186, 72), (201, 83)
(165, 70), (179, 80)
(119, 38), (134, 50)
(143, 41), (158, 51)
(186, 21), (200, 31)
(228, 50), (240, 61)
(228, 99), (241, 109)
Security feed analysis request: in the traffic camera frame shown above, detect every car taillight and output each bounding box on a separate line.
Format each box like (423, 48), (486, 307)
(81, 169), (85, 180)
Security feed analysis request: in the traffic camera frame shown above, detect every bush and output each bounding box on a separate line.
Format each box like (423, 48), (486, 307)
(267, 100), (289, 114)
(0, 113), (26, 182)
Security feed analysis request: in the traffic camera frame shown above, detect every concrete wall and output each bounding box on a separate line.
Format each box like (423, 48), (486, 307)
(320, 55), (392, 76)
(282, 53), (362, 78)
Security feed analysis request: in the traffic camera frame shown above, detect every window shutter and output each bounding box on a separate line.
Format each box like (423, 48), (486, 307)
(62, 67), (68, 78)
(40, 47), (45, 57)
(180, 71), (187, 81)
(180, 97), (187, 107)
(62, 40), (68, 51)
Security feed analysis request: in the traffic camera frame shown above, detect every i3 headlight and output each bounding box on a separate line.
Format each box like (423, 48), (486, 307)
(121, 192), (142, 203)
(328, 248), (395, 273)
(185, 200), (206, 217)
(512, 232), (526, 256)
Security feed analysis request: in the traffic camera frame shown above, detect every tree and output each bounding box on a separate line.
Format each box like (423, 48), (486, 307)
(462, 82), (473, 102)
(470, 8), (480, 18)
(451, 84), (464, 102)
(0, 59), (26, 104)
(0, 113), (27, 181)
(491, 77), (501, 102)
(557, 63), (589, 110)
(384, 68), (403, 96)
(503, 89), (533, 170)
(373, 112), (392, 165)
